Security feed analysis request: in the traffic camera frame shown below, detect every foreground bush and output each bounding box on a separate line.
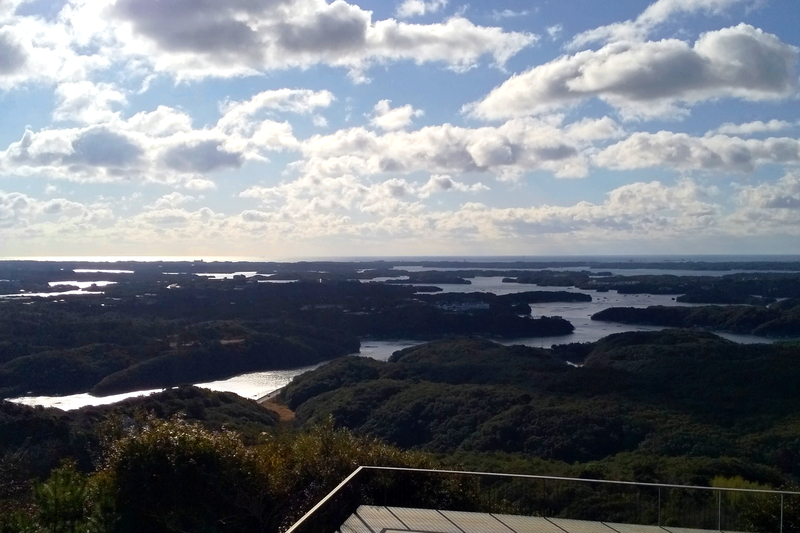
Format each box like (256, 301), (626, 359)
(1, 416), (432, 533)
(102, 417), (269, 533)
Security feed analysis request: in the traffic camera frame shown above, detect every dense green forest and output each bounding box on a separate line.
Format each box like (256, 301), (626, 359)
(3, 260), (800, 532)
(0, 396), (431, 533)
(0, 322), (359, 398)
(505, 271), (800, 304)
(592, 299), (800, 337)
(284, 331), (800, 472)
(3, 330), (800, 532)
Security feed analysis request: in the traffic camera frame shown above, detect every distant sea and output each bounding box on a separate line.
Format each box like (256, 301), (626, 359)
(4, 254), (800, 263)
(317, 255), (800, 263)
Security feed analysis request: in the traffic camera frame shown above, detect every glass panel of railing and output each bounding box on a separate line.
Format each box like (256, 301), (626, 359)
(286, 468), (800, 533)
(360, 471), (666, 525)
(787, 492), (800, 533)
(726, 490), (800, 533)
(284, 470), (365, 533)
(658, 486), (721, 530)
(360, 469), (482, 511)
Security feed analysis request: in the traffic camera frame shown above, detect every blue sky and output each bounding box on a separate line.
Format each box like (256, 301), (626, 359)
(0, 0), (799, 259)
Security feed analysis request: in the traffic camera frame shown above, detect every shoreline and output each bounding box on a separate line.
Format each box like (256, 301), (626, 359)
(256, 387), (295, 422)
(256, 387), (284, 405)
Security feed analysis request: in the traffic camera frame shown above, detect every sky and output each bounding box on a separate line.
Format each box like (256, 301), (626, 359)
(0, 0), (799, 259)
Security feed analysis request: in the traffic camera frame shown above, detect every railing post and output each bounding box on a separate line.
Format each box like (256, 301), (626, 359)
(658, 487), (661, 527)
(718, 489), (721, 532)
(780, 493), (784, 533)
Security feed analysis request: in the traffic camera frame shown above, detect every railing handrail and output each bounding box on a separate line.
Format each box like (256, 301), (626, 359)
(360, 465), (800, 496)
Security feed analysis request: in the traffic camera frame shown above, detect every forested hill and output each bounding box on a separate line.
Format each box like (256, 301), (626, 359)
(592, 299), (800, 337)
(0, 386), (279, 483)
(0, 324), (360, 398)
(283, 331), (800, 473)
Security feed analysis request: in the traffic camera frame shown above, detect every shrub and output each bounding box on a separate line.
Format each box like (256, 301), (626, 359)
(101, 416), (271, 533)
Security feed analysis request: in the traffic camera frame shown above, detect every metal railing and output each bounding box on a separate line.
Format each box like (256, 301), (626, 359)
(285, 466), (800, 533)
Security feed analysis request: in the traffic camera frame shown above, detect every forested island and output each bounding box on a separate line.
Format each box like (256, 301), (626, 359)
(2, 258), (800, 532)
(592, 299), (800, 337)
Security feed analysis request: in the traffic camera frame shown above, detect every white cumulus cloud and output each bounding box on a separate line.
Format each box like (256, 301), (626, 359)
(417, 174), (489, 198)
(595, 131), (800, 173)
(736, 172), (800, 210)
(546, 24), (563, 41)
(0, 190), (112, 231)
(568, 0), (753, 49)
(710, 120), (797, 136)
(144, 192), (196, 211)
(466, 24), (798, 121)
(296, 115), (624, 182)
(369, 100), (424, 131)
(70, 0), (537, 81)
(396, 0), (447, 19)
(53, 81), (127, 124)
(0, 97), (303, 186)
(491, 10), (531, 21)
